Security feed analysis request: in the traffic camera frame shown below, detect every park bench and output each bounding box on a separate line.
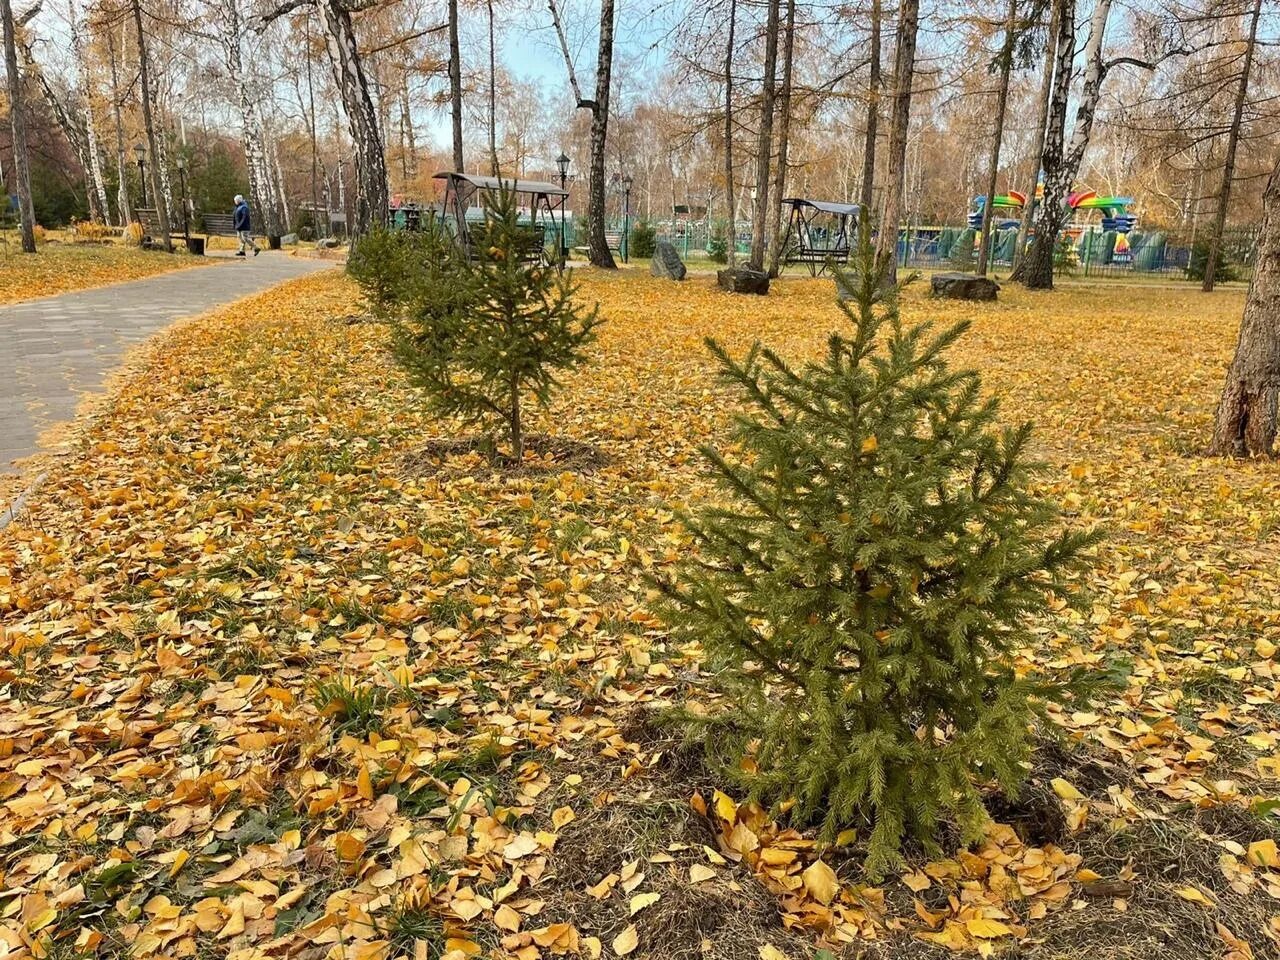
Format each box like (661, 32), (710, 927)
(136, 207), (242, 254)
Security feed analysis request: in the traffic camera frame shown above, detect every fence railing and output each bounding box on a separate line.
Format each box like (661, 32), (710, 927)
(557, 216), (1260, 282)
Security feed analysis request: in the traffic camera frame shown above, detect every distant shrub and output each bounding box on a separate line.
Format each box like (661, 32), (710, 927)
(1187, 239), (1240, 283)
(707, 222), (728, 264)
(71, 219), (111, 243)
(629, 221), (657, 259)
(31, 225), (47, 245)
(122, 222), (144, 247)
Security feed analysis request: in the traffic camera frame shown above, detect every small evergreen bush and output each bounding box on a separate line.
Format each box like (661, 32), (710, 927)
(385, 188), (601, 460)
(656, 227), (1099, 876)
(707, 222), (728, 264)
(1187, 239), (1240, 283)
(347, 226), (441, 321)
(629, 221), (657, 259)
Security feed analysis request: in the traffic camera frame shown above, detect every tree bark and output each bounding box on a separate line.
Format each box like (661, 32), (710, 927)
(488, 0), (499, 176)
(1, 0), (35, 251)
(859, 0), (880, 213)
(1010, 0), (1059, 275)
(584, 0), (617, 269)
(448, 0), (463, 170)
(976, 0), (1018, 277)
(748, 0), (781, 271)
(1019, 0), (1080, 289)
(546, 0), (616, 268)
(132, 0), (171, 250)
(1211, 154), (1280, 456)
(766, 0), (795, 278)
(874, 0), (919, 285)
(106, 19), (133, 225)
(1202, 0), (1261, 293)
(67, 0), (110, 225)
(222, 0), (280, 235)
(723, 0), (737, 270)
(318, 0), (387, 236)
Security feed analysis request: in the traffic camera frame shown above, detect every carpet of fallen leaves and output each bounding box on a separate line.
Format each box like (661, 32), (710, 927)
(0, 243), (206, 305)
(2, 268), (1280, 960)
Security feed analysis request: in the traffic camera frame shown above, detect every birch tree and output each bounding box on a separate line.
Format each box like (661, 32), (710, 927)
(218, 0), (281, 235)
(547, 0), (618, 269)
(860, 0), (881, 213)
(67, 0), (110, 223)
(104, 14), (133, 225)
(260, 0), (388, 236)
(766, 0), (796, 277)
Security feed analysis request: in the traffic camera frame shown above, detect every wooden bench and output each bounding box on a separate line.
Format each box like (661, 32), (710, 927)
(604, 230), (622, 253)
(200, 213), (237, 236)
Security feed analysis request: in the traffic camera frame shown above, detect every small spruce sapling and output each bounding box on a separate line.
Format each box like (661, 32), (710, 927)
(390, 187), (601, 461)
(655, 221), (1100, 877)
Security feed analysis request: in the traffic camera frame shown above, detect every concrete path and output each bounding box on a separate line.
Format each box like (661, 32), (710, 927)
(0, 252), (335, 475)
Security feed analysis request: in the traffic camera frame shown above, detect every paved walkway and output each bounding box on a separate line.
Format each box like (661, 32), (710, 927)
(0, 252), (335, 475)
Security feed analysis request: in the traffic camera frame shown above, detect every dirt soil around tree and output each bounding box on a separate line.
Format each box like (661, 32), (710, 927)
(2, 271), (1278, 960)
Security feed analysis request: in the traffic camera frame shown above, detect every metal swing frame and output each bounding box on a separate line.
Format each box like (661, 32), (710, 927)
(433, 172), (570, 267)
(780, 198), (860, 276)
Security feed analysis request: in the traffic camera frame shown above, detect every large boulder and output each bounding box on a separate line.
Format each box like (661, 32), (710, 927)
(930, 272), (999, 301)
(651, 239), (687, 280)
(717, 267), (770, 295)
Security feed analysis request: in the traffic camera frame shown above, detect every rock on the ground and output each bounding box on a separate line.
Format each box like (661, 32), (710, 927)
(316, 237), (339, 250)
(930, 272), (999, 301)
(281, 233), (299, 246)
(717, 267), (770, 295)
(650, 240), (687, 280)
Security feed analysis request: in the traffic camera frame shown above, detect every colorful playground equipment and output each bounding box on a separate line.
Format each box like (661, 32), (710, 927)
(967, 187), (1138, 263)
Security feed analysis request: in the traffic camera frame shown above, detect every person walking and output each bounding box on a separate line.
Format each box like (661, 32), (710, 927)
(233, 194), (259, 257)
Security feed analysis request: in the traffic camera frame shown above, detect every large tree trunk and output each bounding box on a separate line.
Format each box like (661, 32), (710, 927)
(1202, 0), (1261, 293)
(1022, 0), (1110, 290)
(976, 0), (1018, 277)
(132, 0), (171, 250)
(585, 0), (616, 268)
(859, 0), (881, 213)
(1, 0), (35, 252)
(1010, 0), (1059, 275)
(106, 20), (133, 225)
(318, 0), (387, 236)
(1019, 0), (1078, 289)
(766, 0), (796, 278)
(748, 0), (781, 271)
(723, 0), (737, 270)
(873, 0), (919, 285)
(448, 0), (463, 170)
(1211, 155), (1280, 456)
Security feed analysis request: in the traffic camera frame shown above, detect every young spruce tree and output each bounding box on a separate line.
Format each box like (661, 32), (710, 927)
(376, 188), (600, 461)
(657, 225), (1099, 876)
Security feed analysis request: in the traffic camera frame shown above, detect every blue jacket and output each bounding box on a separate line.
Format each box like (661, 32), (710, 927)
(233, 201), (251, 231)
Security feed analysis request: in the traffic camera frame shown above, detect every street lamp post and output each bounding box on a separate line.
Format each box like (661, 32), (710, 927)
(175, 157), (190, 242)
(621, 173), (633, 264)
(555, 152), (572, 263)
(133, 142), (147, 208)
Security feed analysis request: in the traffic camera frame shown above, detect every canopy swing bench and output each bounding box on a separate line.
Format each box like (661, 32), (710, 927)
(780, 198), (860, 276)
(433, 172), (570, 267)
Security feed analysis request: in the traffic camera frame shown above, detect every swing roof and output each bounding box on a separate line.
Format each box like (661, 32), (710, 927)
(434, 172), (569, 197)
(783, 198), (860, 216)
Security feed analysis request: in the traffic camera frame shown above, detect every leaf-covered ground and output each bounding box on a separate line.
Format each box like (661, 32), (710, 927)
(0, 243), (207, 305)
(1, 270), (1278, 960)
